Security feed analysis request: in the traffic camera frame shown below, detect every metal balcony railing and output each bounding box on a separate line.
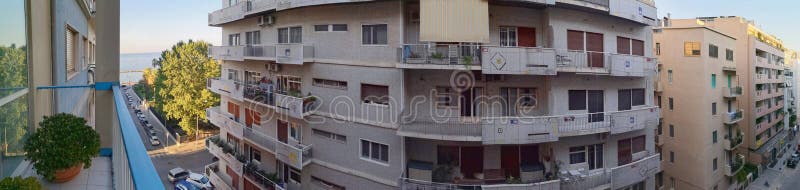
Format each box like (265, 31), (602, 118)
(242, 127), (312, 169)
(401, 44), (482, 66)
(724, 134), (744, 150)
(243, 84), (319, 119)
(724, 110), (744, 124)
(724, 86), (743, 98)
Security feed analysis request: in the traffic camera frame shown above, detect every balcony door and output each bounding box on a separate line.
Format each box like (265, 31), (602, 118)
(460, 146), (484, 179)
(568, 30), (604, 68)
(228, 102), (240, 122)
(460, 87), (483, 118)
(588, 90), (604, 122)
(277, 120), (288, 143)
(501, 146), (521, 178)
(518, 27), (536, 47)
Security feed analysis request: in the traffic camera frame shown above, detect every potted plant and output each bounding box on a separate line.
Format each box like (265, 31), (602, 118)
(24, 113), (100, 183)
(0, 177), (42, 190)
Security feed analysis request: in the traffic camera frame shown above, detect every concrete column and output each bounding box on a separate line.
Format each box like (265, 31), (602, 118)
(27, 0), (53, 131)
(94, 0), (120, 147)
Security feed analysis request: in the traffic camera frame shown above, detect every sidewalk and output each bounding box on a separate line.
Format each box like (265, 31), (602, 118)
(749, 138), (797, 190)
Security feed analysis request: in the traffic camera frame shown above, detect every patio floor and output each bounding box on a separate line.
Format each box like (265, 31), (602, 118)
(20, 157), (112, 190)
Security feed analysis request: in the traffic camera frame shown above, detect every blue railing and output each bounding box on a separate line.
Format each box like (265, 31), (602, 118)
(112, 85), (164, 189)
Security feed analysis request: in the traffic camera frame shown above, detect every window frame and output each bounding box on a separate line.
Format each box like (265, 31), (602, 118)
(499, 26), (518, 47)
(684, 42), (701, 56)
(708, 44), (719, 58)
(312, 129), (346, 143)
(361, 83), (390, 106)
(726, 49), (734, 61)
(568, 144), (604, 170)
(360, 139), (389, 165)
(501, 87), (537, 116)
(312, 78), (348, 90)
(66, 24), (79, 80)
(361, 24), (388, 45)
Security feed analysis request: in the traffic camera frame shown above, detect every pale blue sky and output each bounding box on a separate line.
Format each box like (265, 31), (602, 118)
(118, 0), (800, 53)
(121, 0), (221, 53)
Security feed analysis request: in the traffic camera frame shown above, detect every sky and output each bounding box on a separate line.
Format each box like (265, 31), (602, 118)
(118, 0), (800, 54)
(655, 0), (800, 50)
(0, 0), (26, 47)
(121, 0), (221, 54)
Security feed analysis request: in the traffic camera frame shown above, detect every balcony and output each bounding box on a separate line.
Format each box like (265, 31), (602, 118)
(398, 177), (560, 190)
(480, 46), (558, 75)
(724, 133), (744, 151)
(397, 106), (660, 144)
(724, 155), (745, 177)
(244, 162), (287, 190)
(208, 1), (247, 26)
(609, 153), (661, 189)
(111, 85), (164, 189)
(207, 78), (244, 101)
(205, 162), (235, 190)
(243, 127), (313, 169)
(399, 44), (483, 70)
(555, 49), (656, 77)
(276, 44), (315, 64)
(723, 109), (743, 124)
(209, 46), (244, 61)
(243, 85), (319, 119)
(654, 81), (664, 92)
(207, 106), (244, 138)
(722, 64), (737, 71)
(244, 45), (277, 60)
(206, 135), (246, 174)
(723, 86), (743, 98)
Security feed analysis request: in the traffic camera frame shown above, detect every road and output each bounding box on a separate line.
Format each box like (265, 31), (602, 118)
(149, 140), (212, 189)
(122, 87), (177, 150)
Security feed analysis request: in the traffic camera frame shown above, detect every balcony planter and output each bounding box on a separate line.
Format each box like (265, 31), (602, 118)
(0, 177), (42, 190)
(24, 113), (100, 182)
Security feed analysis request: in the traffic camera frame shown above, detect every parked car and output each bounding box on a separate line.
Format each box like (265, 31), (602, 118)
(185, 172), (213, 190)
(788, 158), (798, 169)
(175, 180), (201, 190)
(145, 123), (154, 129)
(150, 136), (161, 146)
(148, 129), (157, 136)
(168, 167), (190, 183)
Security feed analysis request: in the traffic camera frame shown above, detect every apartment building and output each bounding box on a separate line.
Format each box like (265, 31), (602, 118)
(655, 17), (791, 190)
(205, 0), (661, 189)
(785, 50), (798, 131)
(653, 22), (743, 190)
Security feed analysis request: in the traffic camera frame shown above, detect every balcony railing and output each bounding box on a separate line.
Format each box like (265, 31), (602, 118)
(206, 135), (246, 174)
(554, 49), (655, 77)
(400, 44), (483, 67)
(244, 45), (277, 60)
(398, 106), (660, 144)
(207, 106), (244, 138)
(724, 133), (744, 150)
(207, 78), (244, 101)
(244, 162), (287, 190)
(724, 109), (744, 124)
(724, 86), (743, 98)
(244, 85), (319, 119)
(480, 46), (557, 75)
(208, 1), (247, 26)
(609, 153), (661, 189)
(398, 177), (560, 190)
(205, 162), (235, 190)
(111, 85), (164, 189)
(209, 46), (245, 61)
(725, 155), (745, 177)
(276, 44), (315, 64)
(242, 127), (312, 169)
(654, 81), (663, 92)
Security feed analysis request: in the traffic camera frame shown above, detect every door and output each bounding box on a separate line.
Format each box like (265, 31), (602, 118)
(727, 75), (732, 87)
(227, 166), (239, 189)
(460, 88), (482, 117)
(588, 90), (604, 122)
(618, 139), (632, 165)
(228, 102), (240, 122)
(245, 108), (253, 128)
(518, 27), (536, 47)
(460, 147), (484, 179)
(277, 120), (288, 143)
(501, 146), (521, 178)
(586, 32), (604, 68)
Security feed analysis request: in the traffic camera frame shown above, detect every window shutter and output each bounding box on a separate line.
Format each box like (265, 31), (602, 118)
(66, 28), (74, 74)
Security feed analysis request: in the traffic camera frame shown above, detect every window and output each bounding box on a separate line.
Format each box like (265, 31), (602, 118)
(313, 78), (347, 90)
(361, 84), (389, 105)
(332, 24), (348, 31)
(501, 87), (537, 116)
(315, 24), (348, 32)
(656, 43), (661, 55)
(668, 97), (674, 111)
(712, 102), (717, 115)
(82, 37), (88, 69)
(712, 130), (717, 143)
(278, 27), (302, 43)
(276, 75), (301, 94)
(289, 167), (301, 183)
(362, 24), (387, 45)
(618, 88), (646, 111)
(711, 74), (716, 88)
(245, 31), (260, 45)
(670, 151), (675, 163)
(668, 70), (673, 83)
(500, 27), (518, 47)
(684, 42), (700, 56)
(670, 177), (676, 189)
(360, 139), (389, 164)
(228, 33), (240, 46)
(66, 26), (79, 78)
(569, 144), (604, 169)
(712, 158), (718, 171)
(656, 172), (664, 188)
(289, 122), (301, 141)
(435, 87), (457, 108)
(669, 124), (675, 137)
(568, 90), (587, 110)
(311, 176), (346, 190)
(709, 44), (719, 58)
(657, 95), (662, 108)
(227, 69), (239, 82)
(250, 147), (261, 162)
(313, 129), (346, 143)
(617, 37), (645, 56)
(314, 25), (329, 32)
(726, 49), (734, 61)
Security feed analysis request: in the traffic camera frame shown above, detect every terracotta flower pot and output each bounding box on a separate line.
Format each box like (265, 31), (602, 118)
(53, 163), (83, 183)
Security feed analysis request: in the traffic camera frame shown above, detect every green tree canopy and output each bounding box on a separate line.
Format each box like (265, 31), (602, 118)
(155, 40), (220, 136)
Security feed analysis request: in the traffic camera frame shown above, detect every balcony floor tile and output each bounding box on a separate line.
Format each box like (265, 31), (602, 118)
(20, 157), (112, 190)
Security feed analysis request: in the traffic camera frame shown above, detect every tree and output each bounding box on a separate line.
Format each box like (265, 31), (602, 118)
(0, 45), (29, 154)
(155, 40), (219, 137)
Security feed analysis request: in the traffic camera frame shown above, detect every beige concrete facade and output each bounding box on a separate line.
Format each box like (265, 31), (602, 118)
(655, 16), (791, 190)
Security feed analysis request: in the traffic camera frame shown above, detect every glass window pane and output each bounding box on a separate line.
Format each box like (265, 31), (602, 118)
(0, 0), (29, 178)
(0, 96), (29, 177)
(361, 140), (369, 157)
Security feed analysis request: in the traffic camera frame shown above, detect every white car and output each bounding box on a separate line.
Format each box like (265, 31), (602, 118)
(168, 167), (189, 183)
(185, 172), (213, 189)
(145, 123), (153, 129)
(150, 136), (161, 146)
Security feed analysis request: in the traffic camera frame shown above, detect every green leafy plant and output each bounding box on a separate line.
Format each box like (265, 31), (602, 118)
(430, 52), (445, 60)
(0, 177), (42, 190)
(24, 113), (100, 181)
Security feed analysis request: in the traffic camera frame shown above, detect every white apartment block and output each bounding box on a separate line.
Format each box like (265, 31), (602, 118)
(204, 0), (662, 189)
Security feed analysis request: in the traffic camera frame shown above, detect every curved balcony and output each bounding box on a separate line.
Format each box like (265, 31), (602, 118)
(397, 106), (660, 144)
(723, 109), (743, 125)
(723, 86), (742, 98)
(724, 155), (745, 177)
(208, 1), (248, 26)
(724, 133), (744, 151)
(206, 135), (246, 174)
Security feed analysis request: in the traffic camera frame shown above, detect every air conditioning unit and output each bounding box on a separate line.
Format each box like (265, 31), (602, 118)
(258, 15), (275, 26)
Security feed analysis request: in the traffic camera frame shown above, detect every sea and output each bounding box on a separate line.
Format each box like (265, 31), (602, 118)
(120, 52), (160, 84)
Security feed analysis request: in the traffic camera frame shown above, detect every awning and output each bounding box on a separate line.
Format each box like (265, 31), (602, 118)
(754, 130), (789, 154)
(419, 0), (490, 43)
